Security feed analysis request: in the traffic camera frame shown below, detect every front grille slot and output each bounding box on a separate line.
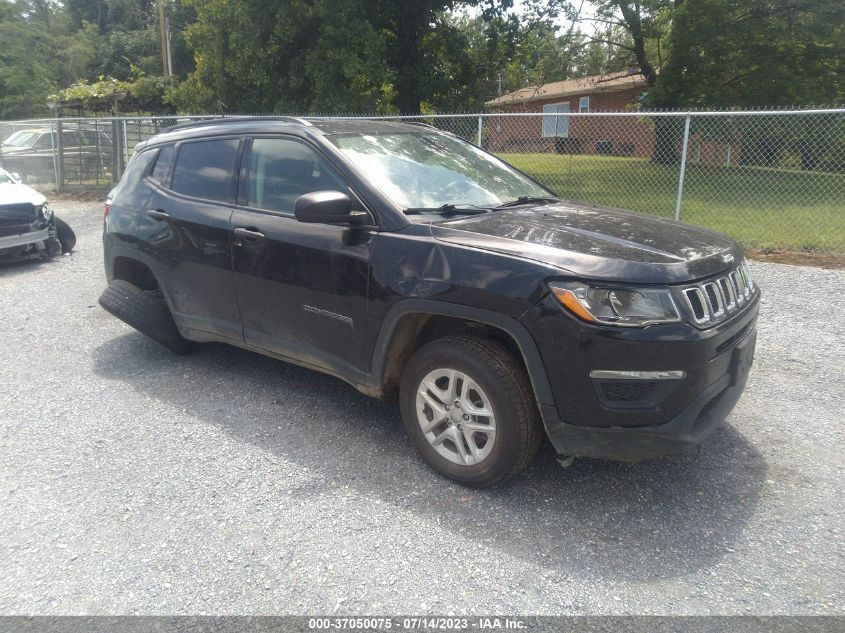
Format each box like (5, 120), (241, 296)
(684, 288), (708, 322)
(680, 263), (755, 327)
(719, 277), (736, 312)
(730, 272), (745, 305)
(703, 282), (725, 318)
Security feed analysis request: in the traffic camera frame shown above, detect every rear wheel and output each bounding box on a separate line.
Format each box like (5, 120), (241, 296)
(98, 279), (193, 354)
(400, 335), (542, 487)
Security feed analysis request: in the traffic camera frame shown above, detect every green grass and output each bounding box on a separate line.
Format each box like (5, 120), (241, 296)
(499, 153), (845, 253)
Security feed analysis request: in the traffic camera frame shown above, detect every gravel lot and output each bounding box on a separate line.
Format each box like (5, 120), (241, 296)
(0, 196), (843, 616)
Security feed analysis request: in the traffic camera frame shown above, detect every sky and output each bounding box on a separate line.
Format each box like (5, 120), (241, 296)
(459, 0), (602, 35)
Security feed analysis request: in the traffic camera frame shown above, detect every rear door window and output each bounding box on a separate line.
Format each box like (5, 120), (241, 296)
(171, 138), (240, 203)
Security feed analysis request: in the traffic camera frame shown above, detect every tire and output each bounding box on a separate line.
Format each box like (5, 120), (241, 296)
(54, 216), (76, 254)
(399, 335), (542, 488)
(98, 279), (193, 355)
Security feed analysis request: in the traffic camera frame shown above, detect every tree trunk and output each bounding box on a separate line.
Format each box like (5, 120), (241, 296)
(615, 1), (682, 163)
(653, 117), (681, 164)
(391, 1), (432, 115)
(617, 2), (657, 86)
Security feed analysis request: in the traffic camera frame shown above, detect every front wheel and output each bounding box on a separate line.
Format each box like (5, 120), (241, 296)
(54, 216), (76, 253)
(399, 336), (542, 488)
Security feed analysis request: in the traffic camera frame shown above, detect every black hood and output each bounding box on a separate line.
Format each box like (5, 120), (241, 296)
(430, 201), (743, 284)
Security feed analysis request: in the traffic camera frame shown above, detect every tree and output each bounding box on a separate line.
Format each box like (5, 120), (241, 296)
(344, 0), (508, 114)
(0, 0), (68, 118)
(173, 0), (391, 113)
(649, 0), (845, 170)
(175, 0), (505, 114)
(586, 1), (674, 87)
(649, 0), (845, 109)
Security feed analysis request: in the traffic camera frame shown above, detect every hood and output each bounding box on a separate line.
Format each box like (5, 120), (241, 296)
(430, 201), (743, 284)
(0, 182), (47, 208)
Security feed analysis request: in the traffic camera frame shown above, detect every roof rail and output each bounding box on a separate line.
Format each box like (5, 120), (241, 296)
(163, 116), (311, 133)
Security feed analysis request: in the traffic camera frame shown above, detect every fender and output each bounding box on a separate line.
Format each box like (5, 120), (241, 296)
(368, 298), (556, 410)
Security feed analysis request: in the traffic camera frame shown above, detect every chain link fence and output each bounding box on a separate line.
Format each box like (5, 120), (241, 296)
(1, 110), (843, 253)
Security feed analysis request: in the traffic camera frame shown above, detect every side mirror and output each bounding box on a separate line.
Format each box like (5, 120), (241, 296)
(294, 190), (369, 226)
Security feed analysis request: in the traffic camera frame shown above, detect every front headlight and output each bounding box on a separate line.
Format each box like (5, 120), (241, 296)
(549, 281), (681, 327)
(39, 204), (53, 220)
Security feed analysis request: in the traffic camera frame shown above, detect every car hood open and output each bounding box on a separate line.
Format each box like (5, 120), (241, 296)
(430, 201), (744, 284)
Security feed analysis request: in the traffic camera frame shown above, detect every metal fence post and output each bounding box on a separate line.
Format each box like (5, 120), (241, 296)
(123, 119), (129, 165)
(477, 115), (483, 147)
(674, 114), (691, 221)
(49, 119), (59, 192)
(55, 119), (64, 192)
(111, 119), (123, 184)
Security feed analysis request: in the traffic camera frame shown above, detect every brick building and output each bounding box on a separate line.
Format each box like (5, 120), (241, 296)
(485, 68), (654, 157)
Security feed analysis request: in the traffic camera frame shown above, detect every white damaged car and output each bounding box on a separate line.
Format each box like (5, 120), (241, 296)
(0, 168), (75, 261)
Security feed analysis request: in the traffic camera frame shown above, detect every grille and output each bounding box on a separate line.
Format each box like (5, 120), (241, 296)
(681, 262), (755, 326)
(600, 381), (656, 403)
(0, 203), (37, 227)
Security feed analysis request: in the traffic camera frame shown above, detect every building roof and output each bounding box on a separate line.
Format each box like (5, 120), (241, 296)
(486, 69), (648, 107)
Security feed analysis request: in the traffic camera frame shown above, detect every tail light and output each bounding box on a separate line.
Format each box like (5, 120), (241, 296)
(104, 201), (111, 217)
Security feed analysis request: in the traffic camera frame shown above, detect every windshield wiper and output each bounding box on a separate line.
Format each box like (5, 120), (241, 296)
(404, 203), (491, 216)
(494, 195), (560, 209)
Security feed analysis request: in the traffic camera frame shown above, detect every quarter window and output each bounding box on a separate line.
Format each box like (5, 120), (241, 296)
(149, 144), (175, 185)
(245, 138), (347, 213)
(112, 149), (157, 198)
(171, 138), (240, 203)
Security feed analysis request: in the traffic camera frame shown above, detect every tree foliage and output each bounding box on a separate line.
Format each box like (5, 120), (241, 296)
(649, 0), (845, 108)
(1, 0), (843, 119)
(171, 0), (391, 113)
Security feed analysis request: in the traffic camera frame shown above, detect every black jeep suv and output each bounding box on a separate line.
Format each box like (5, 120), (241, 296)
(100, 117), (759, 487)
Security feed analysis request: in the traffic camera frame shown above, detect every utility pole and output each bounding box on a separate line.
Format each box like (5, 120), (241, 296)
(158, 0), (172, 77)
(165, 14), (173, 76)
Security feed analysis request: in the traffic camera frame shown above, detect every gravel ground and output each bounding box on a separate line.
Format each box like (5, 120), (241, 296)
(0, 196), (843, 616)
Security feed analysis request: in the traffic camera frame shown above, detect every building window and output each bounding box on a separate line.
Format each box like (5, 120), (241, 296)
(579, 96), (590, 113)
(542, 102), (570, 138)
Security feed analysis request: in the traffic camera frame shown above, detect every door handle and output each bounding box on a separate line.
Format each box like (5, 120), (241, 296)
(233, 227), (266, 242)
(147, 209), (170, 221)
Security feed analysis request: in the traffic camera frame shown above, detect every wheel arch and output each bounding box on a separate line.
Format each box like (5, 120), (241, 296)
(111, 255), (158, 291)
(105, 245), (177, 312)
(370, 300), (555, 413)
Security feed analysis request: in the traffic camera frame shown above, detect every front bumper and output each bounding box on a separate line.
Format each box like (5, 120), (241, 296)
(0, 227), (50, 251)
(540, 325), (756, 460)
(525, 291), (760, 461)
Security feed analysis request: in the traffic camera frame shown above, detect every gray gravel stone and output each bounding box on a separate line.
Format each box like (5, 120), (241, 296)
(0, 196), (842, 615)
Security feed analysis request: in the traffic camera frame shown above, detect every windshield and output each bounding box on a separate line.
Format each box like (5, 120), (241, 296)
(0, 169), (11, 184)
(2, 130), (40, 147)
(330, 131), (552, 211)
